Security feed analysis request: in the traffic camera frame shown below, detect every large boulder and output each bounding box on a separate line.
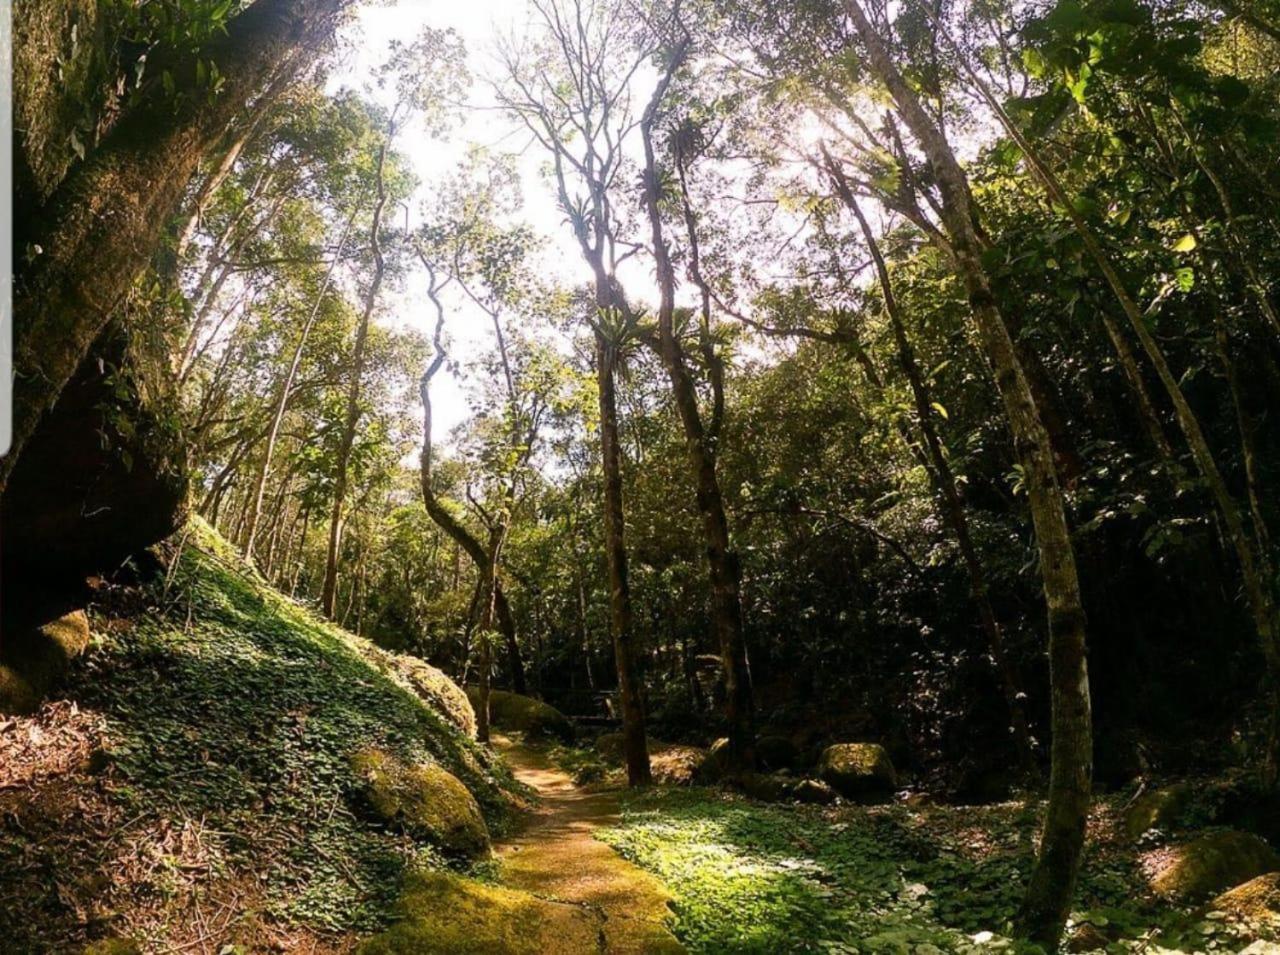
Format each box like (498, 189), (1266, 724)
(1212, 871), (1280, 921)
(695, 737), (732, 783)
(1149, 831), (1280, 901)
(1, 606), (92, 714)
(387, 655), (476, 739)
(1125, 784), (1194, 840)
(756, 735), (801, 772)
(351, 748), (490, 859)
(468, 689), (575, 744)
(819, 743), (897, 799)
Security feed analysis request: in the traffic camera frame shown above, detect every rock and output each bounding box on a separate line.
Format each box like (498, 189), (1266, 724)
(1211, 870), (1280, 920)
(756, 734), (801, 771)
(1125, 784), (1194, 840)
(696, 737), (731, 782)
(594, 731), (626, 760)
(1064, 923), (1111, 953)
(650, 743), (707, 786)
(819, 743), (898, 799)
(0, 608), (91, 715)
(391, 656), (476, 738)
(1093, 729), (1144, 790)
(357, 870), (603, 954)
(468, 689), (574, 744)
(594, 732), (706, 785)
(735, 773), (793, 803)
(792, 778), (838, 805)
(1150, 831), (1280, 901)
(351, 748), (490, 859)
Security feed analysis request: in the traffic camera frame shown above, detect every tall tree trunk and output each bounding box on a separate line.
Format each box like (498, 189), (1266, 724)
(596, 331), (653, 786)
(951, 37), (1280, 782)
(841, 2), (1092, 947)
(832, 170), (1036, 774)
(5, 0), (350, 493)
(578, 570), (597, 691)
(321, 141), (390, 618)
(473, 526), (508, 743)
(640, 66), (755, 771)
(417, 289), (526, 699)
(495, 586), (529, 695)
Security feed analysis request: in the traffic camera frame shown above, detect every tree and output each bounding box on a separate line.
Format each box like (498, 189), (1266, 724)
(7, 0), (354, 492)
(835, 0), (1092, 945)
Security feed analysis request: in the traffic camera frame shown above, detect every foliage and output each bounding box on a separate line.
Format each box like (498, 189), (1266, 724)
(599, 787), (1278, 953)
(0, 519), (518, 950)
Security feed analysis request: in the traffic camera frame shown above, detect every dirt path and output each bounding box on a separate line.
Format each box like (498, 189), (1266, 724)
(493, 735), (685, 954)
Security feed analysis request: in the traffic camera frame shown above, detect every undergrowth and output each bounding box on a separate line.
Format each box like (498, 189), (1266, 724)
(0, 519), (516, 951)
(598, 787), (1273, 954)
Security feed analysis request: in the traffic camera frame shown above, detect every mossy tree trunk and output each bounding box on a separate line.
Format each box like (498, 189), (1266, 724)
(839, 2), (1092, 947)
(639, 48), (756, 772)
(6, 0), (351, 494)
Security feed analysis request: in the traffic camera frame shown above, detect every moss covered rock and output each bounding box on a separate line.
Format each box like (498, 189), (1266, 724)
(1150, 831), (1280, 901)
(792, 778), (838, 805)
(357, 870), (600, 954)
(819, 743), (897, 799)
(469, 689), (575, 743)
(693, 737), (731, 784)
(1211, 871), (1280, 920)
(757, 734), (801, 771)
(385, 654), (475, 738)
(351, 748), (490, 859)
(0, 609), (91, 715)
(1125, 784), (1194, 840)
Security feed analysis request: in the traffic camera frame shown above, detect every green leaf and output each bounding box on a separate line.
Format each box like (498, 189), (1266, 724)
(1175, 267), (1195, 291)
(1171, 233), (1197, 253)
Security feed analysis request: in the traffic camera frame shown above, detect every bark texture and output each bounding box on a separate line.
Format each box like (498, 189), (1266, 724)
(640, 57), (756, 771)
(840, 2), (1092, 947)
(6, 0), (351, 493)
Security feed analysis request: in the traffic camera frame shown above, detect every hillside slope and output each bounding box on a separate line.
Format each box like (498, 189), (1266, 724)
(0, 519), (521, 953)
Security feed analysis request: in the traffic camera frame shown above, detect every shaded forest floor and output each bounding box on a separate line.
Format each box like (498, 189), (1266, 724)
(533, 743), (1280, 954)
(4, 518), (1280, 954)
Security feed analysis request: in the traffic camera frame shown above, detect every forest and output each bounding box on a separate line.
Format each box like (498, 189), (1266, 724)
(4, 0), (1280, 951)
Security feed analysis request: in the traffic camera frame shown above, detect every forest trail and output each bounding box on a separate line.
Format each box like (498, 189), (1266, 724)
(493, 735), (686, 954)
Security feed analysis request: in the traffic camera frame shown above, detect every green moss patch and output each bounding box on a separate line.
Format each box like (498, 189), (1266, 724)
(0, 519), (517, 951)
(356, 870), (600, 954)
(597, 787), (1280, 953)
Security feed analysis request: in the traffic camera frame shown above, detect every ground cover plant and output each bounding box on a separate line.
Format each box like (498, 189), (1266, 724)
(599, 786), (1278, 954)
(0, 521), (519, 951)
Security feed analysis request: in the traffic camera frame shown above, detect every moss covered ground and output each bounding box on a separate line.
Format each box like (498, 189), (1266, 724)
(597, 786), (1280, 954)
(0, 519), (520, 952)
